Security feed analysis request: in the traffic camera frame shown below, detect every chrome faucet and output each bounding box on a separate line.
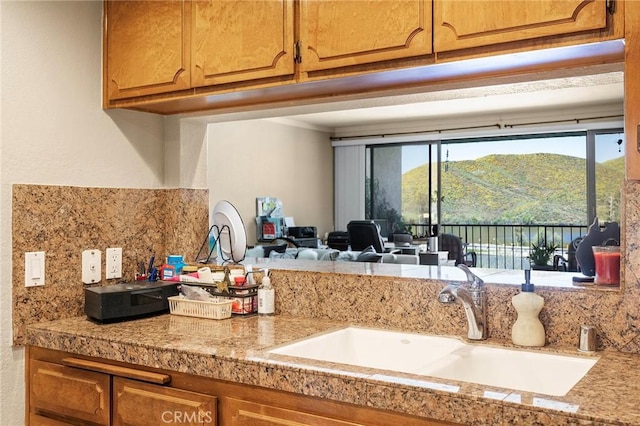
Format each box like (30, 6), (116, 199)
(438, 264), (487, 340)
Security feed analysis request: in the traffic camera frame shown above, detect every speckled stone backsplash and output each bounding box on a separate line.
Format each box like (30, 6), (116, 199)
(15, 181), (640, 354)
(273, 180), (640, 353)
(12, 184), (208, 345)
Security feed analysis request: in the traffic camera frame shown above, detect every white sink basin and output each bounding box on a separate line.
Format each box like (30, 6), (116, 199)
(268, 327), (598, 396)
(269, 326), (466, 374)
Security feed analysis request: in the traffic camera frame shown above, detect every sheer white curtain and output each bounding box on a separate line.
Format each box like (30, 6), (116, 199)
(334, 145), (366, 231)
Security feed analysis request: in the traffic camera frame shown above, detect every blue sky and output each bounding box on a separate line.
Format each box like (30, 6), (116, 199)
(401, 133), (624, 173)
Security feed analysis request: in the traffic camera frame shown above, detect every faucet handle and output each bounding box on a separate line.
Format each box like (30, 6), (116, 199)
(457, 264), (484, 289)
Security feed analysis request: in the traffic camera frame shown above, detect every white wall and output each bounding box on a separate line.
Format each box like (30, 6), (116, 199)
(0, 2), (166, 423)
(207, 119), (334, 245)
(165, 116), (208, 189)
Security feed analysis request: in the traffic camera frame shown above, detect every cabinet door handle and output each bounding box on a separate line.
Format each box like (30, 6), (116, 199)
(294, 40), (302, 64)
(62, 357), (171, 385)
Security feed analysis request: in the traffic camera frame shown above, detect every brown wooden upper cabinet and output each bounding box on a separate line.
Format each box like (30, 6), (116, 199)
(434, 0), (609, 52)
(104, 1), (191, 101)
(299, 0), (433, 73)
(191, 0), (295, 87)
(103, 0), (618, 113)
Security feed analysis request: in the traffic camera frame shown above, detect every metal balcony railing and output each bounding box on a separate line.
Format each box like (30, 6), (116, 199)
(405, 223), (588, 270)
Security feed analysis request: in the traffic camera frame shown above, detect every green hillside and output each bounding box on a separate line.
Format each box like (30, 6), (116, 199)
(401, 153), (623, 225)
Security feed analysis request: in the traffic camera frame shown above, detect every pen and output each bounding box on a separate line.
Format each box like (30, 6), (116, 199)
(148, 253), (155, 277)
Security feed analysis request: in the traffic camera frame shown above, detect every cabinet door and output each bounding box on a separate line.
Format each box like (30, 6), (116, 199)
(29, 413), (75, 426)
(300, 0), (432, 73)
(192, 0), (294, 87)
(105, 0), (191, 100)
(222, 397), (362, 426)
(113, 377), (217, 426)
(434, 0), (608, 52)
(29, 360), (110, 426)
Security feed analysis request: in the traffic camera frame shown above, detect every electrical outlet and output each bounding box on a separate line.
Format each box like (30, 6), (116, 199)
(106, 247), (122, 279)
(82, 249), (101, 284)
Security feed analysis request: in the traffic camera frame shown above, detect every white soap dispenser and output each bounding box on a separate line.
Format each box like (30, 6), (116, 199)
(511, 269), (545, 347)
(258, 269), (274, 316)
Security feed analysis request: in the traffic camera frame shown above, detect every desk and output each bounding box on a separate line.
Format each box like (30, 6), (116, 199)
(387, 245), (450, 265)
(384, 243), (421, 255)
(419, 251), (450, 266)
(393, 246), (419, 256)
(291, 237), (319, 248)
(258, 237), (319, 248)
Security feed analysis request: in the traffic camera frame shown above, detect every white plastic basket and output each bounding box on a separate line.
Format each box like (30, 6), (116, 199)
(168, 295), (232, 320)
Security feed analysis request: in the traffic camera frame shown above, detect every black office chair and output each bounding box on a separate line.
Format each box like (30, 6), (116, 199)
(346, 220), (386, 252)
(440, 233), (477, 267)
(262, 237), (300, 257)
(464, 251), (478, 268)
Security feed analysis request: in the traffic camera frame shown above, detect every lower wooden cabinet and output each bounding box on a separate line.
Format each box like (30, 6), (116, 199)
(222, 396), (363, 425)
(27, 346), (451, 426)
(113, 377), (216, 426)
(27, 350), (216, 426)
(30, 359), (111, 425)
(29, 413), (77, 426)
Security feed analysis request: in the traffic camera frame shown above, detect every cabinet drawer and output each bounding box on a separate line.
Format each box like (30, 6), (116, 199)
(113, 377), (217, 426)
(30, 360), (110, 426)
(30, 412), (92, 426)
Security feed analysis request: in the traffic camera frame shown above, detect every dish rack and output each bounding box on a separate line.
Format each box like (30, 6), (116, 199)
(207, 284), (259, 316)
(186, 282), (259, 316)
(168, 295), (233, 320)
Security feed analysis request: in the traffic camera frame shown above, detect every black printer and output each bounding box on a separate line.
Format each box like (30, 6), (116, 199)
(286, 226), (318, 248)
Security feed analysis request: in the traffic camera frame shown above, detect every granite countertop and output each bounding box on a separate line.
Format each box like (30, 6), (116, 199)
(26, 313), (640, 425)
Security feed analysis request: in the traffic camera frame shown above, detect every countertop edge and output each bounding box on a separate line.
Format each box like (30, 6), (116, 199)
(25, 315), (633, 425)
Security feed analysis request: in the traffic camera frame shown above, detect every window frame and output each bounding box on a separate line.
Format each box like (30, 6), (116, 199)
(365, 128), (624, 231)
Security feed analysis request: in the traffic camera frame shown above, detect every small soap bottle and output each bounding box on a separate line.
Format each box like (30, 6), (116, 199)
(511, 269), (545, 347)
(258, 269), (275, 316)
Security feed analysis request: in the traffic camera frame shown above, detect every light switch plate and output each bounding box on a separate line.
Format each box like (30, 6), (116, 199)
(82, 249), (101, 284)
(25, 251), (45, 287)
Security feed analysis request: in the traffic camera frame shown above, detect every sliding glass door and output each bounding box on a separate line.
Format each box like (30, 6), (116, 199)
(592, 130), (624, 224)
(365, 142), (440, 238)
(363, 129), (624, 268)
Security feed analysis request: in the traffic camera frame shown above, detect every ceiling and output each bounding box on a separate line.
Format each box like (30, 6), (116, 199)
(278, 72), (624, 130)
(194, 70), (624, 133)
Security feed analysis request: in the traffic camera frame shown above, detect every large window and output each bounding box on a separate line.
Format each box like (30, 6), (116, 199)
(365, 143), (439, 237)
(593, 130), (624, 224)
(441, 133), (587, 225)
(365, 130), (624, 268)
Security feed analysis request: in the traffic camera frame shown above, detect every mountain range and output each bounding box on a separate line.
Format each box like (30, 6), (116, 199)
(402, 153), (624, 225)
